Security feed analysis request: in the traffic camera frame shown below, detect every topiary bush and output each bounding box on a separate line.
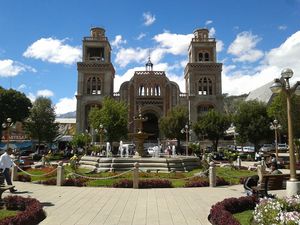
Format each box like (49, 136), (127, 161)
(38, 177), (88, 186)
(209, 196), (258, 225)
(0, 196), (46, 225)
(185, 176), (229, 187)
(17, 174), (31, 182)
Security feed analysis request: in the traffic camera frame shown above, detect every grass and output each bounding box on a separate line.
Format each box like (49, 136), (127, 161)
(216, 167), (256, 185)
(0, 209), (18, 220)
(233, 210), (253, 225)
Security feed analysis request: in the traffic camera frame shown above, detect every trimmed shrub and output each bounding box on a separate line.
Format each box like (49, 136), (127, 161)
(185, 176), (229, 187)
(112, 179), (173, 188)
(209, 196), (258, 225)
(216, 176), (229, 186)
(38, 177), (87, 186)
(0, 196), (46, 225)
(17, 174), (31, 182)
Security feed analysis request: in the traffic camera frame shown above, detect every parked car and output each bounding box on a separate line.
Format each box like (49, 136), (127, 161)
(242, 146), (255, 153)
(259, 144), (275, 152)
(278, 143), (289, 151)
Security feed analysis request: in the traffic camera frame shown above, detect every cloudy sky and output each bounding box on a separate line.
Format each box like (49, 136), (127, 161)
(0, 0), (300, 115)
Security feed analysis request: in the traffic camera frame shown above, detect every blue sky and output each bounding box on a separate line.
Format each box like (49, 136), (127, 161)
(1, 0), (300, 115)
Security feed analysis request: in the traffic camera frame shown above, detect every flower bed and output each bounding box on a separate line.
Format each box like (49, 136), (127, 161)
(17, 174), (31, 182)
(38, 177), (88, 186)
(0, 196), (46, 225)
(112, 179), (173, 188)
(185, 176), (229, 187)
(254, 195), (300, 225)
(209, 196), (257, 225)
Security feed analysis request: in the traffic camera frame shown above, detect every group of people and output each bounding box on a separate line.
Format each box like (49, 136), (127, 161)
(0, 148), (17, 193)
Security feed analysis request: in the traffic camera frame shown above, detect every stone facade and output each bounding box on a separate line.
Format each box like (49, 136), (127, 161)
(76, 27), (223, 141)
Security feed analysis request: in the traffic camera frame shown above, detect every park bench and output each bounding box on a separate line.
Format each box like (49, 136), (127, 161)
(253, 173), (300, 198)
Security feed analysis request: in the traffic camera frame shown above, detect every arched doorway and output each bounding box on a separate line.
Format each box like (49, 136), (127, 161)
(143, 113), (159, 141)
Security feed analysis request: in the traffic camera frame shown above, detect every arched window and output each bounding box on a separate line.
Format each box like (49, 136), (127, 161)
(198, 77), (213, 95)
(199, 52), (203, 62)
(198, 51), (210, 62)
(205, 53), (209, 61)
(86, 76), (101, 95)
(139, 85), (145, 96)
(155, 85), (161, 96)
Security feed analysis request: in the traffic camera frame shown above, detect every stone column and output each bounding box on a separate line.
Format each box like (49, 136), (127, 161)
(56, 161), (64, 186)
(42, 155), (46, 167)
(133, 162), (139, 189)
(209, 161), (216, 187)
(11, 164), (18, 181)
(236, 156), (241, 169)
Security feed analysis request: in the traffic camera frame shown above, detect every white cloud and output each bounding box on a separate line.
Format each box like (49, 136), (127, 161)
(111, 35), (127, 48)
(227, 31), (264, 62)
(115, 47), (148, 67)
(216, 40), (224, 52)
(17, 84), (26, 90)
(27, 92), (36, 102)
(278, 25), (287, 31)
(23, 38), (81, 65)
(0, 59), (36, 77)
(205, 20), (213, 26)
(209, 27), (216, 37)
(153, 32), (193, 55)
(137, 33), (146, 40)
(223, 31), (300, 95)
(55, 96), (77, 115)
(143, 12), (156, 26)
(37, 89), (54, 97)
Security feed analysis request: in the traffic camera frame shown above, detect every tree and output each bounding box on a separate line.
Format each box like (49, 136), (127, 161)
(267, 92), (300, 138)
(88, 97), (128, 143)
(159, 106), (189, 150)
(24, 97), (59, 151)
(193, 110), (230, 151)
(234, 100), (272, 151)
(0, 87), (32, 136)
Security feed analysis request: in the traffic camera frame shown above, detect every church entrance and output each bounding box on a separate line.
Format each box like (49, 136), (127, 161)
(143, 113), (159, 141)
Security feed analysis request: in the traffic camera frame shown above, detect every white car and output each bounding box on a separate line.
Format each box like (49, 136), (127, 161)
(259, 144), (275, 152)
(278, 143), (289, 151)
(242, 146), (255, 153)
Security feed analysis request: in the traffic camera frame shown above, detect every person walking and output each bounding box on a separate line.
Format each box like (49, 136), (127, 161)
(0, 148), (17, 193)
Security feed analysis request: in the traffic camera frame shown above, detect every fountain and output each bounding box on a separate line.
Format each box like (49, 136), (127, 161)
(79, 106), (201, 172)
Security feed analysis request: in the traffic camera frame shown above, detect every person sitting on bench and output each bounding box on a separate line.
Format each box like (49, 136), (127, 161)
(270, 162), (282, 175)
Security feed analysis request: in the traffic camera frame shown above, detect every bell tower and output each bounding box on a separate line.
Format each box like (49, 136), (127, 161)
(185, 28), (223, 122)
(76, 27), (115, 133)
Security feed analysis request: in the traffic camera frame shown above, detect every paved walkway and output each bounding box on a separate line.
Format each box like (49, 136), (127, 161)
(4, 182), (248, 225)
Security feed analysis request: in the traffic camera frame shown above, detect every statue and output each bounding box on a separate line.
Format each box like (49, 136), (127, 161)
(106, 142), (111, 157)
(119, 141), (123, 157)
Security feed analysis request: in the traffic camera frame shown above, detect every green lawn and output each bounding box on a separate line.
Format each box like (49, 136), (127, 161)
(233, 210), (253, 225)
(0, 209), (18, 220)
(216, 167), (256, 185)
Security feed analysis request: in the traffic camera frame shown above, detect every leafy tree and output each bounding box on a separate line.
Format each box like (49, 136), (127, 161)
(71, 133), (91, 149)
(0, 87), (32, 136)
(193, 110), (230, 151)
(88, 97), (128, 143)
(223, 93), (247, 115)
(24, 97), (59, 151)
(234, 100), (272, 151)
(267, 92), (300, 138)
(159, 106), (189, 150)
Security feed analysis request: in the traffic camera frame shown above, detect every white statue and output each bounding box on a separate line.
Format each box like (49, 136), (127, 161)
(172, 145), (176, 157)
(119, 141), (123, 157)
(106, 142), (111, 157)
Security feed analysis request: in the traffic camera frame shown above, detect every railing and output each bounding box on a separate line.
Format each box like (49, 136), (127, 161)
(192, 37), (215, 42)
(83, 36), (108, 41)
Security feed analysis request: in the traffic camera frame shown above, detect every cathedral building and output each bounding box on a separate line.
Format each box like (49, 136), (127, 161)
(76, 27), (223, 141)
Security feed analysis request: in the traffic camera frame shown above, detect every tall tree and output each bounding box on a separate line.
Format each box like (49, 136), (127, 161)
(234, 100), (272, 151)
(193, 110), (230, 151)
(24, 97), (59, 150)
(0, 87), (32, 136)
(88, 97), (128, 143)
(159, 106), (189, 150)
(267, 92), (300, 138)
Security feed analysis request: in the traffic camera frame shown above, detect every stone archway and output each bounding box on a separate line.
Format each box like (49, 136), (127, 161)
(143, 113), (159, 140)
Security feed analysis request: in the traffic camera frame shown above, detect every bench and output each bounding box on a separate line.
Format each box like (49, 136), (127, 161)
(254, 173), (300, 198)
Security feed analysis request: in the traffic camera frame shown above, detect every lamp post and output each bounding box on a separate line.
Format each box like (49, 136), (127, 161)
(2, 118), (13, 150)
(270, 119), (282, 161)
(82, 129), (89, 155)
(181, 124), (192, 156)
(270, 68), (300, 196)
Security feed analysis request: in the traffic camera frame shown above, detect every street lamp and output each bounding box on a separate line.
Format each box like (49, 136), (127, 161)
(181, 124), (192, 156)
(2, 118), (13, 150)
(270, 119), (282, 160)
(270, 68), (300, 196)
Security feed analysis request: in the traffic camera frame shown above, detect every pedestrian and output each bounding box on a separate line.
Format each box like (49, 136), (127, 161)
(0, 148), (17, 193)
(243, 175), (259, 196)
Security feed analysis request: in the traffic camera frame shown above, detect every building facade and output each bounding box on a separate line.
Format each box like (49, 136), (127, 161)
(76, 27), (223, 140)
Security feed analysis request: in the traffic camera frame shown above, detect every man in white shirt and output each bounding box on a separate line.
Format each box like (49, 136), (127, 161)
(0, 148), (17, 193)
